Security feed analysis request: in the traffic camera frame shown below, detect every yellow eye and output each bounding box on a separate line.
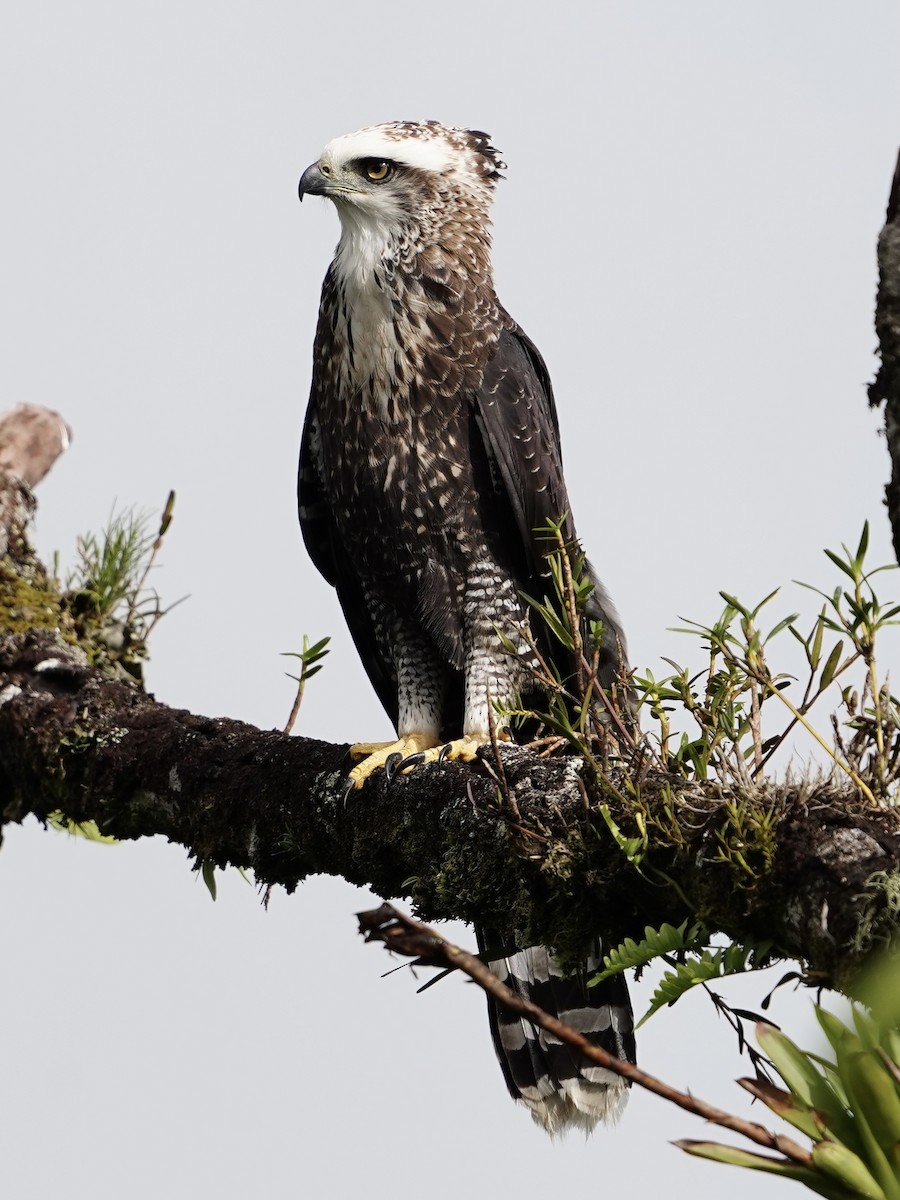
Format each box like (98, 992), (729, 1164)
(364, 159), (392, 182)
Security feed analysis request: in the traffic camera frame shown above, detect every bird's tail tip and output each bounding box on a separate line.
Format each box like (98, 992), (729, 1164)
(522, 1074), (630, 1137)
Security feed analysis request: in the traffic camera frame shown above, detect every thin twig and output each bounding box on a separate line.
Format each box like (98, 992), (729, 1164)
(283, 678), (306, 736)
(761, 678), (878, 805)
(358, 902), (813, 1168)
(485, 685), (519, 818)
(126, 489), (175, 617)
(580, 652), (644, 756)
(753, 652), (860, 779)
(749, 679), (763, 773)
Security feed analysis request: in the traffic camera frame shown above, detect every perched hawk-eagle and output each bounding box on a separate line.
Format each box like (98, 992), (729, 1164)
(298, 120), (634, 1133)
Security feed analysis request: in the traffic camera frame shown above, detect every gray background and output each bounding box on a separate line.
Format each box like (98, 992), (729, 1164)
(2, 3), (899, 1197)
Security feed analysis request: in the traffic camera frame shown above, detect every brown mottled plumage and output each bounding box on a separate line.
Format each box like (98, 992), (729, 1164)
(297, 121), (633, 1133)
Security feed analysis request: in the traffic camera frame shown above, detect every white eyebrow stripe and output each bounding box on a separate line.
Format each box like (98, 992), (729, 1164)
(322, 127), (456, 175)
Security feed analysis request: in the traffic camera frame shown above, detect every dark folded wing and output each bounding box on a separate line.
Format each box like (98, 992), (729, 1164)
(473, 325), (572, 558)
(298, 396), (399, 728)
(472, 325), (626, 681)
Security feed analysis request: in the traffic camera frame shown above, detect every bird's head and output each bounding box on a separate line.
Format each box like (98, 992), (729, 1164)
(298, 120), (505, 248)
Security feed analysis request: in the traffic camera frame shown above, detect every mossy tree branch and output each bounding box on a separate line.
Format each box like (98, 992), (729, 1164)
(1, 567), (898, 996)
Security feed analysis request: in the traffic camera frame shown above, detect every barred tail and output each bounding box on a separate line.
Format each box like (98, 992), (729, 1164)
(480, 938), (635, 1135)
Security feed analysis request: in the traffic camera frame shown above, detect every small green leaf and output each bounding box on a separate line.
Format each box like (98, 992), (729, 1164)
(856, 522), (870, 569)
(304, 635), (331, 658)
(820, 641), (845, 689)
(201, 861), (217, 901)
(808, 608), (827, 668)
(719, 592), (751, 619)
(766, 613), (801, 642)
(676, 1142), (845, 1196)
(596, 804), (647, 868)
(824, 548), (858, 582)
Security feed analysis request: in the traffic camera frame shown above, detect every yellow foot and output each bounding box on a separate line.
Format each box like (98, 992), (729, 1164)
(347, 733), (441, 790)
(416, 735), (490, 766)
(346, 733), (503, 792)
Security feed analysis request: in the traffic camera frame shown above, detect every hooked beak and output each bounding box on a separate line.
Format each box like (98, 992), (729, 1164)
(298, 162), (330, 202)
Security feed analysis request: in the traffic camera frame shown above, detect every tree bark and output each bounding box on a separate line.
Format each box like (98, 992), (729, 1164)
(870, 148), (900, 563)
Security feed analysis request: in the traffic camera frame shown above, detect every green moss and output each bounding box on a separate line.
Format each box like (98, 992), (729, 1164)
(0, 556), (148, 686)
(0, 559), (68, 635)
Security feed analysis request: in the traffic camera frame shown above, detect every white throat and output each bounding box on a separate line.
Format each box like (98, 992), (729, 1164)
(328, 204), (413, 419)
(331, 200), (405, 300)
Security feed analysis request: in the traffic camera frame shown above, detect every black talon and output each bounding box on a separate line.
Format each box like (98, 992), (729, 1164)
(398, 751), (427, 773)
(437, 744), (451, 764)
(341, 776), (357, 807)
(384, 752), (404, 781)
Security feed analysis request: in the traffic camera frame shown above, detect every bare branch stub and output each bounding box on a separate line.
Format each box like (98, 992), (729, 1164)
(358, 903), (447, 966)
(0, 405), (72, 559)
(0, 405), (71, 490)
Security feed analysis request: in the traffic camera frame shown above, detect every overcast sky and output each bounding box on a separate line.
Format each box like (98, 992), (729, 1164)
(2, 4), (899, 1198)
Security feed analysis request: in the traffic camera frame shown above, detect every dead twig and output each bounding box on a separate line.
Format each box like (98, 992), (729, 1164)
(358, 902), (813, 1168)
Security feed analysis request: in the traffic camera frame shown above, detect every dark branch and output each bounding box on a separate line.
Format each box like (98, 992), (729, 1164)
(1, 612), (898, 993)
(869, 148), (900, 565)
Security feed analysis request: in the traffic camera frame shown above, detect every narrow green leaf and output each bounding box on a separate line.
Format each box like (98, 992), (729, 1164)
(757, 1024), (855, 1143)
(820, 641), (845, 689)
(844, 1049), (900, 1159)
(748, 588), (781, 620)
(810, 609), (826, 669)
(596, 805), (647, 868)
(824, 548), (858, 582)
(676, 1142), (848, 1197)
(856, 522), (870, 568)
(766, 613), (801, 642)
(816, 1009), (855, 1056)
(885, 1032), (900, 1071)
(719, 591), (750, 619)
(304, 636), (331, 658)
(201, 861), (217, 901)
